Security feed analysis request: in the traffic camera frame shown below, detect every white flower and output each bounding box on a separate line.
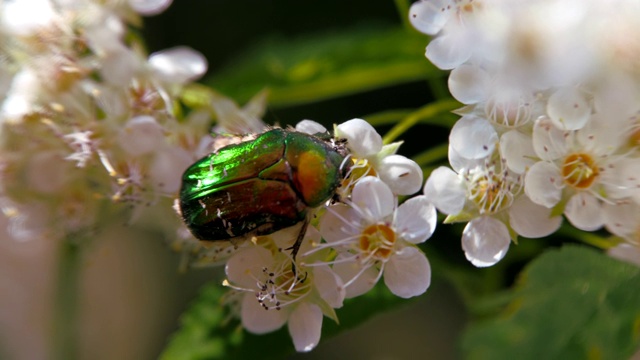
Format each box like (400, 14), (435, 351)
(335, 118), (423, 195)
(524, 116), (628, 231)
(318, 176), (435, 298)
(425, 158), (561, 267)
(224, 235), (344, 352)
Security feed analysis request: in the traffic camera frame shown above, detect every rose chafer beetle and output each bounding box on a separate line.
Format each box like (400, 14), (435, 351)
(178, 128), (349, 259)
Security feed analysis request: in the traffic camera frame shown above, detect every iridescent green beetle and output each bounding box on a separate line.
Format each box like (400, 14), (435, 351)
(178, 128), (349, 258)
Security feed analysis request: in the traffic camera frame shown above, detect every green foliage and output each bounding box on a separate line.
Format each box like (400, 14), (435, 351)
(160, 282), (408, 360)
(204, 25), (438, 107)
(462, 245), (640, 360)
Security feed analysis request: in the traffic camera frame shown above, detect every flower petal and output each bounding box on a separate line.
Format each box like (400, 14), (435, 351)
(449, 115), (498, 160)
(295, 120), (327, 135)
(312, 265), (345, 309)
(351, 176), (395, 221)
(288, 302), (323, 352)
(225, 246), (273, 288)
(564, 193), (603, 231)
(384, 246), (431, 298)
(148, 46), (207, 84)
(500, 130), (536, 174)
(546, 87), (591, 130)
(332, 254), (378, 298)
(377, 155), (423, 195)
(426, 34), (472, 70)
(524, 161), (563, 208)
(608, 243), (640, 267)
(319, 204), (358, 244)
(462, 217), (510, 267)
(509, 195), (562, 238)
(408, 0), (452, 35)
(448, 64), (490, 104)
(335, 119), (382, 157)
(395, 195), (436, 244)
(423, 166), (466, 215)
(129, 0), (173, 15)
(241, 292), (288, 334)
(532, 116), (567, 161)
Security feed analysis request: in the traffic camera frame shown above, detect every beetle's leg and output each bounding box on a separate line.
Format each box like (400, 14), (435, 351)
(286, 216), (310, 276)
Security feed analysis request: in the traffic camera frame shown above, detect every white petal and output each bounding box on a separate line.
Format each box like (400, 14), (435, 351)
(351, 177), (395, 221)
(450, 115), (498, 160)
(603, 202), (639, 239)
(462, 217), (510, 267)
(319, 205), (357, 244)
(564, 193), (603, 231)
(312, 265), (345, 309)
(118, 115), (165, 156)
(576, 113), (623, 156)
(149, 147), (192, 194)
(377, 155), (423, 195)
(423, 166), (466, 215)
(225, 246), (273, 288)
(288, 302), (323, 352)
(148, 46), (208, 84)
(332, 254), (378, 298)
(425, 35), (472, 70)
(408, 0), (452, 35)
(241, 292), (287, 334)
(546, 88), (591, 131)
(608, 243), (640, 267)
(532, 116), (567, 161)
(295, 120), (327, 135)
(448, 64), (490, 104)
(383, 247), (431, 298)
(524, 161), (563, 208)
(509, 195), (562, 238)
(1, 0), (56, 36)
(129, 0), (173, 15)
(395, 196), (436, 244)
(448, 143), (483, 173)
(500, 130), (536, 174)
(335, 118), (382, 157)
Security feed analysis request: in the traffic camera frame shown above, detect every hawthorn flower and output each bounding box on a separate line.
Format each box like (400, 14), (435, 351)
(424, 155), (562, 267)
(318, 176), (435, 298)
(334, 118), (423, 195)
(523, 115), (629, 231)
(224, 230), (344, 352)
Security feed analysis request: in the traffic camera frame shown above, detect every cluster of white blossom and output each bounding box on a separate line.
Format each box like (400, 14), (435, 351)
(217, 117), (435, 352)
(0, 0), (211, 244)
(410, 0), (640, 266)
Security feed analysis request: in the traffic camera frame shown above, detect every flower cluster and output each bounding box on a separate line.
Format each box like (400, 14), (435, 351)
(0, 0), (210, 243)
(218, 118), (436, 351)
(411, 0), (640, 266)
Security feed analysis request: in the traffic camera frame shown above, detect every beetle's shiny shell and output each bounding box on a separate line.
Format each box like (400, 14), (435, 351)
(179, 128), (347, 241)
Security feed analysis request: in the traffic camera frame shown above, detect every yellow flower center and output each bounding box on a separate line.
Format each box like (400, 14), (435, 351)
(359, 224), (396, 260)
(561, 153), (599, 189)
(469, 174), (513, 214)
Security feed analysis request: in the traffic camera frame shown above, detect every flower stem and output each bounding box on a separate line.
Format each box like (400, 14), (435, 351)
(382, 99), (460, 144)
(53, 238), (82, 360)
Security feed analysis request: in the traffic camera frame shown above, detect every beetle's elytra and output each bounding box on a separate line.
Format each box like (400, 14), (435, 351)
(178, 128), (348, 255)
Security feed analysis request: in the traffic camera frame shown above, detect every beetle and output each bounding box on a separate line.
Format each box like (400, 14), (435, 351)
(178, 128), (349, 260)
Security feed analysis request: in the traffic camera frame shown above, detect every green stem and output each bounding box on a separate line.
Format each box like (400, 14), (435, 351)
(53, 238), (82, 360)
(413, 142), (449, 167)
(382, 99), (460, 144)
(556, 225), (619, 250)
(393, 0), (412, 31)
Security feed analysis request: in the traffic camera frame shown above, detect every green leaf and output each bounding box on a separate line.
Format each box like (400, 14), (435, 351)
(206, 25), (439, 108)
(160, 282), (409, 360)
(462, 245), (640, 360)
